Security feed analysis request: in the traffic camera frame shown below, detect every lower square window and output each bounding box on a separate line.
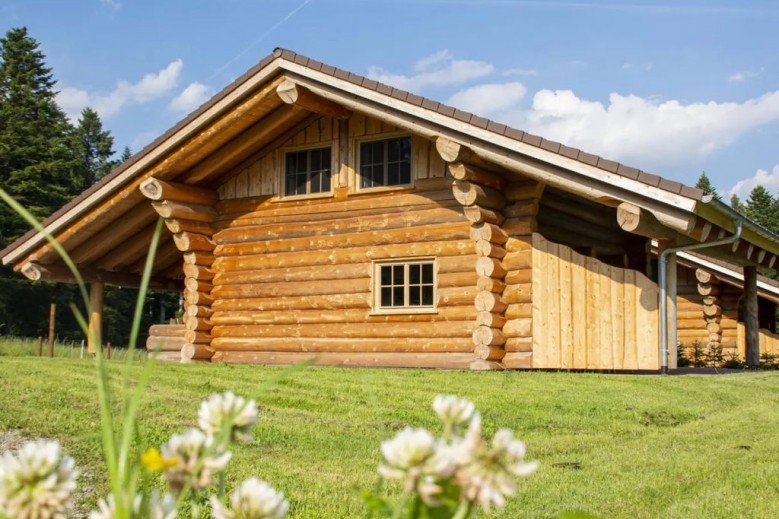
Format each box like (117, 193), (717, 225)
(373, 259), (435, 313)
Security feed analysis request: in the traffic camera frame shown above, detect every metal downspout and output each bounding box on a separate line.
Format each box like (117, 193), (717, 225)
(659, 219), (744, 374)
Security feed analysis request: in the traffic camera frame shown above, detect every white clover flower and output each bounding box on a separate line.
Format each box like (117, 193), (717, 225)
(0, 439), (77, 519)
(209, 477), (288, 519)
(89, 490), (176, 519)
(433, 395), (475, 432)
(161, 428), (232, 492)
(198, 391), (259, 445)
(378, 427), (456, 505)
(454, 414), (539, 512)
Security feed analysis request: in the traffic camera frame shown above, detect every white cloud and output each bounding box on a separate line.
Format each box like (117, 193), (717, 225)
(446, 82), (527, 117)
(514, 89), (779, 169)
(56, 59), (183, 120)
(367, 50), (494, 91)
(728, 68), (764, 83)
(168, 82), (214, 113)
(622, 61), (654, 71)
(728, 165), (779, 199)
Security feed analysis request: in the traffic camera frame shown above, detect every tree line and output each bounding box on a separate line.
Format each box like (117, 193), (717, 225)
(0, 27), (176, 345)
(696, 172), (779, 238)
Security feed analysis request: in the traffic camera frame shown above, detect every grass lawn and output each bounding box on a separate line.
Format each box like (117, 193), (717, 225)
(0, 351), (778, 518)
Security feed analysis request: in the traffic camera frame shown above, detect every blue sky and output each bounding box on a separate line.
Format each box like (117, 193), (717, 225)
(3, 0), (779, 199)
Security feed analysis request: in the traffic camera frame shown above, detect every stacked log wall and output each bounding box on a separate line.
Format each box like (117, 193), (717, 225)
(676, 265), (709, 347)
(210, 178), (477, 367)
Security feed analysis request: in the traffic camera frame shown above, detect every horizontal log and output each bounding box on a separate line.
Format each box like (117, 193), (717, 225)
(502, 250), (532, 270)
(145, 335), (185, 352)
(184, 278), (213, 293)
(214, 221), (470, 256)
(706, 322), (722, 334)
(214, 240), (475, 271)
(472, 326), (506, 347)
(152, 351), (183, 363)
(504, 337), (533, 352)
(148, 324), (186, 337)
(181, 343), (215, 360)
(616, 202), (678, 240)
(186, 305), (214, 318)
(174, 232), (215, 253)
(185, 316), (212, 332)
(504, 269), (531, 285)
(183, 329), (212, 343)
(678, 320), (707, 330)
(677, 310), (704, 320)
(475, 257), (507, 278)
(503, 217), (535, 237)
(18, 262), (179, 290)
(696, 283), (718, 297)
(183, 252), (215, 266)
(470, 223), (509, 245)
(474, 344), (505, 361)
(211, 350), (475, 368)
(695, 269), (713, 284)
(476, 276), (505, 293)
(476, 311), (506, 328)
(216, 206), (463, 244)
(210, 306), (475, 326)
(152, 201), (217, 222)
(452, 181), (506, 210)
(475, 292), (507, 313)
(503, 284), (532, 304)
(505, 303), (532, 320)
(503, 201), (540, 218)
(212, 321), (475, 339)
(501, 352), (533, 369)
(475, 240), (506, 259)
(702, 296), (718, 306)
(505, 236), (532, 252)
(140, 178), (219, 205)
(211, 336), (475, 353)
(463, 206), (505, 225)
(165, 219), (215, 236)
(184, 289), (214, 306)
(277, 80), (352, 119)
(504, 181), (544, 202)
(703, 305), (722, 317)
(183, 264), (215, 281)
(503, 318), (532, 338)
(448, 162), (505, 190)
(541, 190), (619, 230)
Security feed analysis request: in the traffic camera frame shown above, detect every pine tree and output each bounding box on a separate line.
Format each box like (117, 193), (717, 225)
(745, 186), (778, 231)
(731, 194), (745, 214)
(0, 27), (77, 247)
(72, 107), (114, 192)
(695, 172), (720, 199)
(120, 145), (132, 163)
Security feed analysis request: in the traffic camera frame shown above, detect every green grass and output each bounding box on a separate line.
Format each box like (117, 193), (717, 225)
(0, 335), (144, 361)
(0, 343), (778, 518)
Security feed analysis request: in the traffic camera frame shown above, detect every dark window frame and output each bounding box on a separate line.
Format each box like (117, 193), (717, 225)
(283, 146), (333, 197)
(358, 136), (412, 189)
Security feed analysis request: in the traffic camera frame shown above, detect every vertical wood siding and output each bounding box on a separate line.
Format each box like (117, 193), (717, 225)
(531, 233), (660, 370)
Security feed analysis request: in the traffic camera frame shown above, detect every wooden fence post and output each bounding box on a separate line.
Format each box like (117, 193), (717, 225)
(36, 336), (42, 357)
(47, 304), (56, 358)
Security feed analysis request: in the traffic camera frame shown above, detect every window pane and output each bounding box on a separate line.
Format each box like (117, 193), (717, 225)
(360, 142), (372, 165)
(381, 265), (391, 285)
(392, 265), (404, 284)
(393, 286), (404, 306)
(311, 170), (322, 193)
(422, 264), (433, 284)
(381, 287), (392, 307)
(409, 264), (420, 284)
(294, 173), (306, 195)
(409, 285), (421, 306)
(360, 166), (372, 188)
(387, 162), (399, 186)
(422, 285), (434, 306)
(399, 161), (411, 185)
(321, 168), (331, 192)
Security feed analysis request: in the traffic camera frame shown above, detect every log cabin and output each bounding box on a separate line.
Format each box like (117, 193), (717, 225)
(3, 47), (779, 371)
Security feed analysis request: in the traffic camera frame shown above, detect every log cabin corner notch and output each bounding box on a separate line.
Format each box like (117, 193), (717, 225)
(3, 47), (779, 370)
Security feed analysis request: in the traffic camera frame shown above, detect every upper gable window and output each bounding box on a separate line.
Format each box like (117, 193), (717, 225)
(359, 136), (412, 189)
(284, 146), (332, 196)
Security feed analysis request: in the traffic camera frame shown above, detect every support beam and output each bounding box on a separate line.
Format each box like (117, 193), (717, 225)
(276, 80), (352, 120)
(744, 265), (760, 367)
(617, 203), (680, 241)
(87, 282), (104, 354)
(140, 178), (219, 206)
(19, 261), (179, 289)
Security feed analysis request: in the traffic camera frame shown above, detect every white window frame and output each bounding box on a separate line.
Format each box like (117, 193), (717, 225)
(356, 134), (413, 192)
(280, 144), (335, 200)
(371, 258), (437, 315)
